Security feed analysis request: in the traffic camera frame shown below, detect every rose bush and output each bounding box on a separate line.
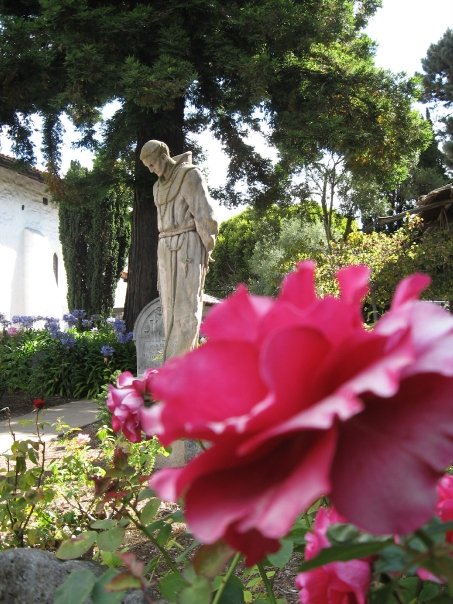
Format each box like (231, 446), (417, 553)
(296, 507), (371, 603)
(135, 261), (453, 565)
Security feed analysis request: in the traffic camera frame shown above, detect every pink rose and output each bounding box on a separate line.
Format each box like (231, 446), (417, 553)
(107, 368), (157, 442)
(142, 262), (453, 564)
(417, 473), (453, 583)
(436, 473), (453, 543)
(296, 507), (371, 604)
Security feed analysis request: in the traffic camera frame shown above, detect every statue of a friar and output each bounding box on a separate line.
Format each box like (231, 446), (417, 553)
(140, 140), (218, 360)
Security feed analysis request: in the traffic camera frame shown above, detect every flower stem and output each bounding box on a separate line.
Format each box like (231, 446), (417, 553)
(212, 552), (241, 604)
(257, 562), (277, 604)
(129, 515), (180, 575)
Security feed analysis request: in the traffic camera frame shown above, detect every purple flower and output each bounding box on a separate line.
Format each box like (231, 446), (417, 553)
(108, 317), (126, 334)
(100, 344), (115, 357)
(11, 315), (35, 329)
(63, 313), (78, 327)
(59, 333), (76, 348)
(117, 331), (133, 344)
(44, 318), (60, 336)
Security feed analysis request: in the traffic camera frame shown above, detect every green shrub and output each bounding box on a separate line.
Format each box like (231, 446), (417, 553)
(0, 314), (136, 400)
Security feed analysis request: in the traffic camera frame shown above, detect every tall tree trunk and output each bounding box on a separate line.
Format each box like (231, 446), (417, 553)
(124, 101), (185, 331)
(320, 173), (332, 252)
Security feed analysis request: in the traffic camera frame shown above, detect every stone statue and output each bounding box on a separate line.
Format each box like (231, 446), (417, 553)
(140, 140), (218, 360)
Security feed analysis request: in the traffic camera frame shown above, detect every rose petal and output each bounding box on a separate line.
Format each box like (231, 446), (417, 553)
(337, 264), (370, 312)
(152, 431), (336, 563)
(260, 326), (331, 417)
(278, 260), (317, 309)
(391, 273), (431, 309)
(331, 375), (453, 534)
(201, 285), (272, 342)
(150, 342), (267, 443)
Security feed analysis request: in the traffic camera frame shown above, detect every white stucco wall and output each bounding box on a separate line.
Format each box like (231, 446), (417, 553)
(0, 162), (68, 319)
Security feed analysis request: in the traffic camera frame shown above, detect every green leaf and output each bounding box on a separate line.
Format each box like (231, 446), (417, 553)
(418, 581), (441, 600)
(140, 497), (160, 525)
(374, 545), (412, 574)
(56, 531), (97, 560)
(100, 551), (123, 568)
(105, 572), (141, 592)
(369, 584), (395, 604)
(156, 523), (172, 546)
(216, 576), (245, 604)
(137, 487), (155, 501)
(267, 538), (293, 568)
(159, 571), (188, 601)
(327, 523), (361, 544)
(428, 596), (453, 603)
(91, 569), (124, 604)
(96, 526), (125, 552)
(299, 538), (393, 571)
(180, 576), (212, 604)
(91, 519), (117, 530)
(54, 569), (97, 604)
(193, 541), (235, 578)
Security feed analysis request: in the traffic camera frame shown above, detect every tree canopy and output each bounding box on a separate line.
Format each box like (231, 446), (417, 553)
(0, 0), (430, 326)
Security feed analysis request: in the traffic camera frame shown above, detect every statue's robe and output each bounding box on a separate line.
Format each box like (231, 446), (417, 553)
(153, 152), (218, 359)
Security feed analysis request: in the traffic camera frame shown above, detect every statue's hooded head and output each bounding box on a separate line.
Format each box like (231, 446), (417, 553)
(140, 140), (172, 177)
(140, 140), (170, 163)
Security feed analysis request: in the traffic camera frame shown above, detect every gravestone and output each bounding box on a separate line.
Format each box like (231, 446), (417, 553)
(133, 294), (219, 377)
(133, 297), (165, 377)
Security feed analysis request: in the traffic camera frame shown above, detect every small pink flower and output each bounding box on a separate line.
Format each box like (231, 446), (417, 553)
(417, 473), (453, 584)
(75, 433), (90, 447)
(7, 326), (18, 336)
(106, 368), (158, 442)
(296, 507), (371, 604)
(142, 262), (453, 564)
(436, 473), (453, 543)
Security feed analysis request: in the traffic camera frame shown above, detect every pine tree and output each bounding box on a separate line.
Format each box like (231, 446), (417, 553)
(422, 28), (453, 169)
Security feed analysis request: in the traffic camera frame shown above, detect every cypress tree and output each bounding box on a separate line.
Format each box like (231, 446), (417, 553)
(58, 161), (131, 316)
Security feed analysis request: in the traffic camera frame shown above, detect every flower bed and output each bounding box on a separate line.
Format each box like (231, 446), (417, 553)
(0, 311), (136, 401)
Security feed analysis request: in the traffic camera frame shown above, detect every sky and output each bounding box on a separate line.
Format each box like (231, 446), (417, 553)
(366, 0), (453, 74)
(1, 1), (452, 220)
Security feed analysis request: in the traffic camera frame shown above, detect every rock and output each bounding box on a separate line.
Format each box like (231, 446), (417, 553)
(0, 548), (164, 603)
(0, 549), (102, 604)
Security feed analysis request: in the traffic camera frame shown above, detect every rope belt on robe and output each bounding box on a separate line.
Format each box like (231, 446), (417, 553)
(158, 221), (196, 238)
